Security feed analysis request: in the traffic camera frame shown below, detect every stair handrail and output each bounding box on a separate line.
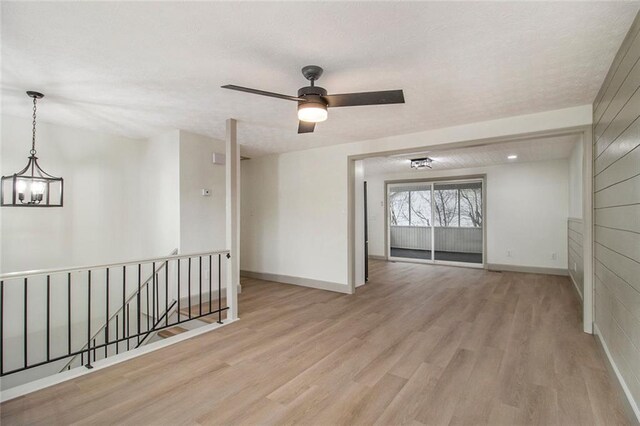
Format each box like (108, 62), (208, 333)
(58, 248), (178, 372)
(0, 249), (231, 280)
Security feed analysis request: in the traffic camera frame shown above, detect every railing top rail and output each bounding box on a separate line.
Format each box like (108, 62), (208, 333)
(0, 249), (230, 281)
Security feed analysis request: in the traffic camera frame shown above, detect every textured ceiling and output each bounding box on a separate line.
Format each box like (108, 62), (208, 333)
(2, 2), (638, 157)
(363, 134), (580, 176)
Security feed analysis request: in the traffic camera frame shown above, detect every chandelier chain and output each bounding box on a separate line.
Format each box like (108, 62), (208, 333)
(31, 97), (37, 155)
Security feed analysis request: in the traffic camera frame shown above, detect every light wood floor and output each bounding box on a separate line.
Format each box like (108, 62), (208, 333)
(1, 260), (630, 425)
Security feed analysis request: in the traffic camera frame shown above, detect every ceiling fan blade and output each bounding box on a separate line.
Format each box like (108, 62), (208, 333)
(221, 85), (304, 102)
(298, 121), (315, 134)
(324, 89), (405, 108)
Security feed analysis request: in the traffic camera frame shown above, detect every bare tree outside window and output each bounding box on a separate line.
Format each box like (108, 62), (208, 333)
(390, 184), (481, 228)
(459, 188), (482, 227)
(410, 190), (431, 226)
(389, 191), (410, 226)
(433, 189), (458, 227)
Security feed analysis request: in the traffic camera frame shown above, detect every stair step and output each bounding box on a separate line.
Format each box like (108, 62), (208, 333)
(157, 326), (188, 339)
(179, 308), (224, 324)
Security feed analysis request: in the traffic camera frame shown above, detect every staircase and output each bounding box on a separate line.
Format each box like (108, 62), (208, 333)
(0, 249), (232, 393)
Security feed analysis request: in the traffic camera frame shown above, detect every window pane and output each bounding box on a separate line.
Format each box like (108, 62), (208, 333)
(459, 188), (482, 227)
(389, 191), (410, 226)
(410, 190), (431, 226)
(433, 188), (459, 227)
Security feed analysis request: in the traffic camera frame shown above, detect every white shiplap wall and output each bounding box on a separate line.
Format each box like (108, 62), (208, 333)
(593, 11), (640, 418)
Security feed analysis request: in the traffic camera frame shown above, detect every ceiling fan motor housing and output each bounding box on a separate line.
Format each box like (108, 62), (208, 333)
(298, 86), (327, 99)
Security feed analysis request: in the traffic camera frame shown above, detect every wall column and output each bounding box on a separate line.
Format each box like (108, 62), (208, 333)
(225, 118), (239, 320)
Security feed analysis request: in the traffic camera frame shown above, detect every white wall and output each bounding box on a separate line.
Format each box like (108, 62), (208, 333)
(365, 159), (570, 269)
(240, 105), (591, 289)
(0, 121), (227, 273)
(0, 116), (181, 273)
(144, 129), (181, 256)
(178, 130), (226, 254)
(241, 146), (348, 285)
(568, 139), (583, 219)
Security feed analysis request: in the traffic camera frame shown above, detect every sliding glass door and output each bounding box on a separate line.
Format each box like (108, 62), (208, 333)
(388, 184), (432, 260)
(388, 179), (484, 267)
(432, 182), (483, 264)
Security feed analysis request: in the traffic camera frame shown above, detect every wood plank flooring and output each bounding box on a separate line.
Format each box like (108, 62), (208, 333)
(0, 260), (630, 425)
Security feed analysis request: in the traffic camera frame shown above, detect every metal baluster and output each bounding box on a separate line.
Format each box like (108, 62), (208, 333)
(155, 270), (159, 320)
(126, 304), (130, 351)
(86, 270), (92, 369)
(67, 273), (71, 355)
(105, 268), (109, 358)
(115, 315), (119, 355)
(199, 256), (203, 316)
(209, 255), (212, 314)
(137, 264), (141, 345)
(146, 282), (150, 331)
(93, 338), (97, 362)
(218, 255), (222, 324)
(188, 258), (192, 319)
(24, 278), (28, 369)
(122, 266), (126, 343)
(152, 262), (156, 320)
(46, 275), (50, 362)
(165, 260), (168, 327)
(177, 259), (181, 322)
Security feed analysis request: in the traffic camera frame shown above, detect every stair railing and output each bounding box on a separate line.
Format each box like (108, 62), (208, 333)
(58, 249), (178, 372)
(0, 249), (230, 379)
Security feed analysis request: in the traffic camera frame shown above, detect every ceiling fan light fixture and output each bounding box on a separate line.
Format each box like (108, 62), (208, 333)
(222, 65), (404, 133)
(297, 101), (328, 123)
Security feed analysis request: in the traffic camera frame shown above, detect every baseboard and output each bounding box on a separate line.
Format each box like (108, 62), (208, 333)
(368, 255), (387, 261)
(569, 272), (584, 301)
(240, 270), (351, 294)
(487, 263), (568, 276)
(594, 324), (640, 424)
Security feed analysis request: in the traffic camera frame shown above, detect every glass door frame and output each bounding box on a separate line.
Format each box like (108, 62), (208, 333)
(385, 175), (486, 269)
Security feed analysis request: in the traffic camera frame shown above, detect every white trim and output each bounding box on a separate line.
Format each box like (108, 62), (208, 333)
(582, 126), (594, 334)
(569, 272), (584, 301)
(594, 324), (640, 423)
(0, 318), (238, 403)
(487, 263), (568, 276)
(240, 270), (351, 294)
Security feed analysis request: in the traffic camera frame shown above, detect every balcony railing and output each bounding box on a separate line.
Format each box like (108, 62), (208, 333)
(0, 250), (230, 387)
(390, 226), (482, 253)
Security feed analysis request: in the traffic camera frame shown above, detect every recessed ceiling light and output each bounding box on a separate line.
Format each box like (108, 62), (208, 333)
(508, 155), (518, 160)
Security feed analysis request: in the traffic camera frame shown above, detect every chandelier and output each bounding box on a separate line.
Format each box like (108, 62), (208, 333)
(410, 157), (433, 170)
(1, 91), (63, 207)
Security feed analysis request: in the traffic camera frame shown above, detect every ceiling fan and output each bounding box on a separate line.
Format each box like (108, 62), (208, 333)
(222, 65), (405, 134)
